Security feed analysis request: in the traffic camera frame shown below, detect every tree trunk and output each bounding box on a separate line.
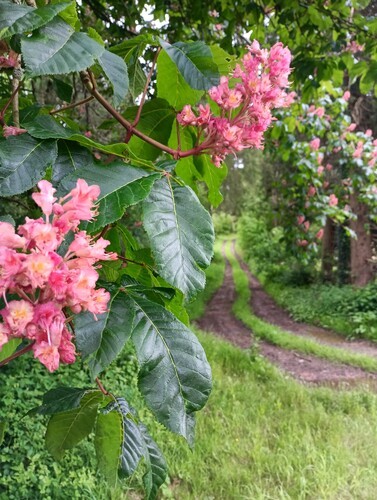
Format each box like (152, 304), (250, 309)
(350, 193), (373, 286)
(337, 225), (350, 285)
(321, 217), (335, 282)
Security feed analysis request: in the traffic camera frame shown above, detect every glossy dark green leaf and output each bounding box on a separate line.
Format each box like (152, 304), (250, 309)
(31, 387), (91, 415)
(53, 78), (73, 102)
(21, 17), (104, 76)
(94, 409), (123, 486)
(159, 39), (220, 91)
(143, 178), (214, 298)
(0, 135), (57, 196)
(126, 293), (212, 440)
(0, 1), (72, 38)
(45, 391), (104, 460)
(58, 161), (160, 231)
(116, 398), (144, 477)
(140, 424), (168, 500)
(52, 140), (94, 184)
(124, 98), (176, 161)
(85, 293), (135, 379)
(98, 49), (129, 106)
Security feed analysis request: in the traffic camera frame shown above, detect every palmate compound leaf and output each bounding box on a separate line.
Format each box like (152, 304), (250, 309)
(0, 134), (57, 196)
(0, 1), (72, 38)
(21, 17), (104, 76)
(142, 177), (215, 299)
(123, 291), (212, 443)
(45, 391), (104, 460)
(58, 161), (161, 232)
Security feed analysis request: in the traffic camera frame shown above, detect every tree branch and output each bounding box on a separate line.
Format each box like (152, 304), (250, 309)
(0, 342), (34, 368)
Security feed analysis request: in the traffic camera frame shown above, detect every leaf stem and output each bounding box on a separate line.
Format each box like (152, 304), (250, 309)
(125, 47), (161, 143)
(0, 342), (34, 368)
(95, 377), (109, 395)
(0, 81), (21, 127)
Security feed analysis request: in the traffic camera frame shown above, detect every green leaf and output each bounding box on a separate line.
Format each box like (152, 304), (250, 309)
(0, 1), (72, 38)
(0, 421), (5, 446)
(193, 154), (227, 207)
(126, 292), (212, 440)
(140, 424), (167, 500)
(0, 215), (15, 226)
(31, 387), (91, 415)
(210, 45), (236, 76)
(50, 0), (79, 29)
(0, 338), (21, 363)
(116, 398), (144, 477)
(58, 161), (160, 231)
(109, 34), (156, 57)
(21, 17), (104, 76)
(143, 178), (214, 299)
(24, 114), (133, 158)
(52, 140), (94, 184)
(45, 391), (103, 460)
(84, 293), (135, 379)
(157, 50), (204, 109)
(53, 78), (73, 102)
(97, 50), (129, 107)
(0, 135), (57, 196)
(159, 39), (220, 91)
(94, 409), (123, 486)
(125, 46), (147, 100)
(124, 98), (176, 161)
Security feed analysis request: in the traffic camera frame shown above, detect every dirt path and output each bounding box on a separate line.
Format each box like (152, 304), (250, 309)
(197, 243), (377, 386)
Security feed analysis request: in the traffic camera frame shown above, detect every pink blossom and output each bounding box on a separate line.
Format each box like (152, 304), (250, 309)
(0, 323), (10, 349)
(303, 221), (310, 232)
(309, 138), (320, 150)
(343, 91), (351, 101)
(297, 215), (305, 225)
(317, 166), (324, 175)
(177, 105), (197, 126)
(84, 130), (92, 138)
(346, 123), (357, 132)
(316, 228), (324, 240)
(326, 163), (333, 171)
(297, 239), (308, 247)
(308, 186), (316, 197)
(1, 300), (34, 336)
(3, 125), (27, 138)
(0, 222), (26, 249)
(365, 129), (372, 137)
(329, 194), (338, 206)
(32, 180), (57, 216)
(33, 341), (60, 372)
(0, 179), (115, 372)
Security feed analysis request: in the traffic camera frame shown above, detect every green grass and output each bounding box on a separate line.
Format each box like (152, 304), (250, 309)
(156, 331), (377, 499)
(225, 240), (377, 373)
(186, 238), (226, 321)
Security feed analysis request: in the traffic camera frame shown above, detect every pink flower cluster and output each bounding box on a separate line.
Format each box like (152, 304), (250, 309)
(0, 179), (116, 372)
(177, 40), (294, 166)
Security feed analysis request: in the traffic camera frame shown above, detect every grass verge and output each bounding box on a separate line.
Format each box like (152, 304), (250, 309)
(186, 238), (226, 321)
(225, 239), (377, 373)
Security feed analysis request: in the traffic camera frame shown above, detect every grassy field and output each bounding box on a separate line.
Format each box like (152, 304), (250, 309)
(3, 239), (377, 499)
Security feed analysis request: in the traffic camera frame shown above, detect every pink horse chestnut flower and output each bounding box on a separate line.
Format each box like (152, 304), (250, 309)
(0, 179), (117, 372)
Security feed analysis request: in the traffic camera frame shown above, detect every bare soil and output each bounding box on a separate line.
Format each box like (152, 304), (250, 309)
(197, 244), (377, 386)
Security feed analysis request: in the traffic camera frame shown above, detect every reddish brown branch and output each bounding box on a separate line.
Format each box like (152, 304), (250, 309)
(50, 96), (94, 115)
(80, 70), (205, 160)
(0, 81), (21, 126)
(125, 48), (161, 143)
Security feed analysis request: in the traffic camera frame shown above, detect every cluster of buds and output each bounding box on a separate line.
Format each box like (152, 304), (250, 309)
(0, 180), (116, 372)
(177, 40), (294, 166)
